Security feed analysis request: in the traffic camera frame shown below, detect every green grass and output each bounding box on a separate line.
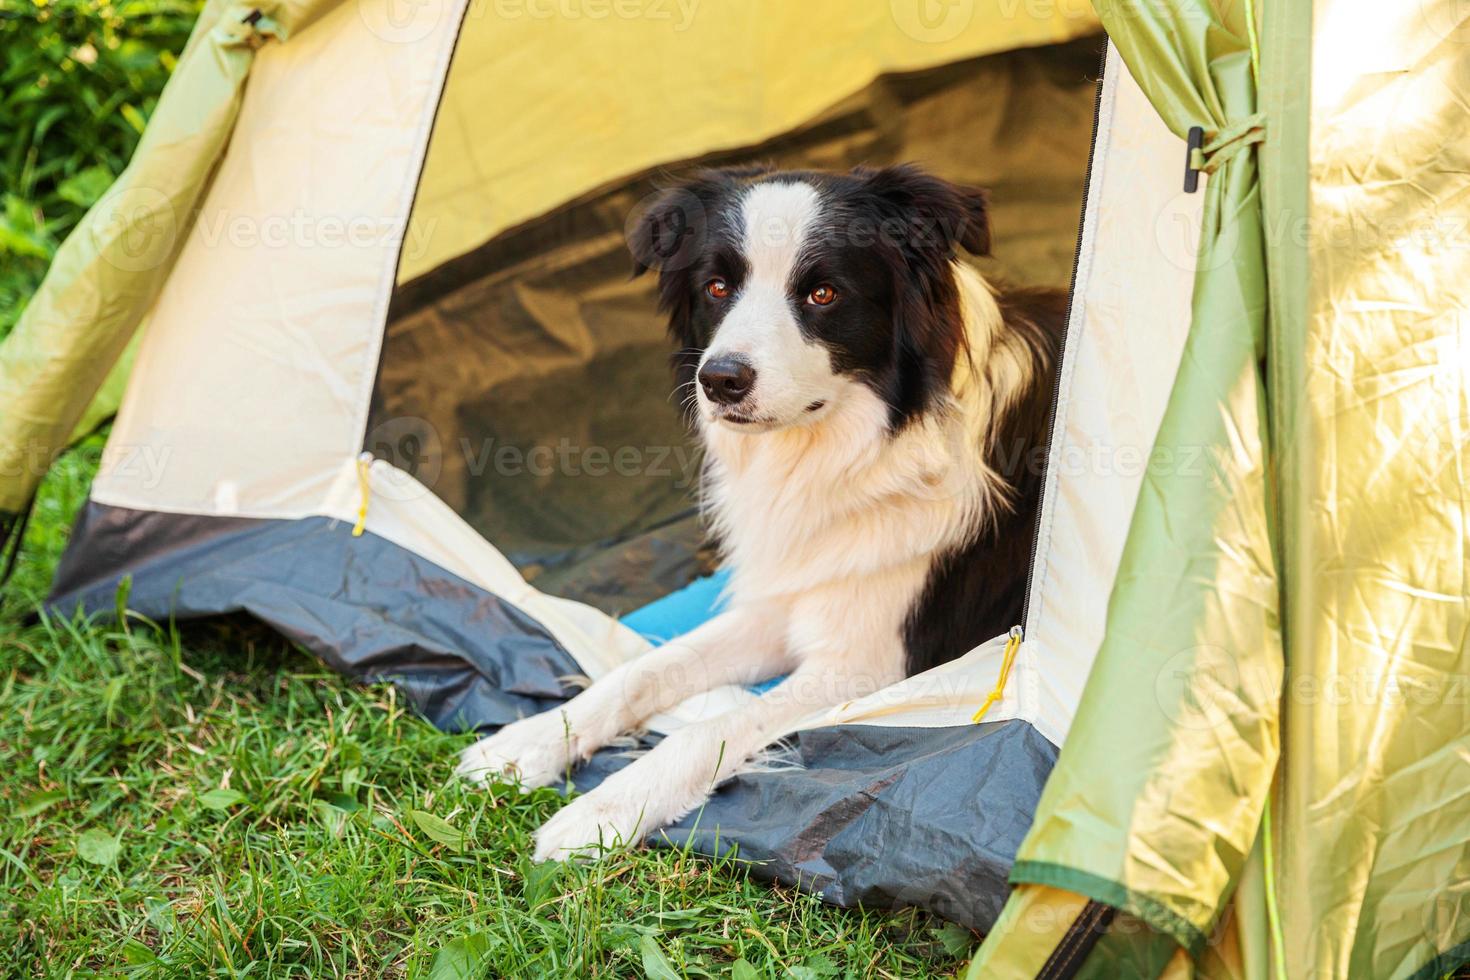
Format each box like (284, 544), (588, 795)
(1, 0), (201, 337)
(1, 446), (974, 977)
(0, 5), (970, 974)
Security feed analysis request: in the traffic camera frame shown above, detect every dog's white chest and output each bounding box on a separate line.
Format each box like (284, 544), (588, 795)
(701, 392), (986, 612)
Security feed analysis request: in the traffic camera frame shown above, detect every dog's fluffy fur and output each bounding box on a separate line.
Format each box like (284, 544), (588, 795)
(458, 165), (1065, 861)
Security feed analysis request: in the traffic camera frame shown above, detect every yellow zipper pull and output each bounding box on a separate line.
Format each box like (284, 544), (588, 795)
(972, 625), (1023, 724)
(352, 452), (373, 537)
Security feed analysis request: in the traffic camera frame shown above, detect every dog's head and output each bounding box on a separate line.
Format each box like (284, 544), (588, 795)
(629, 165), (990, 434)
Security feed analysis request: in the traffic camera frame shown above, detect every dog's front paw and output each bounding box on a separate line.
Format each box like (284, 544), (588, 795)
(532, 789), (653, 862)
(456, 711), (578, 790)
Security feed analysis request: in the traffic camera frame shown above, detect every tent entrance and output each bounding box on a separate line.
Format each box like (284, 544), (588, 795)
(34, 5), (1207, 935)
(368, 35), (1105, 618)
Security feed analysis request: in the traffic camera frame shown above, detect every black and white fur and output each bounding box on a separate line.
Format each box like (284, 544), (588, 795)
(458, 165), (1064, 861)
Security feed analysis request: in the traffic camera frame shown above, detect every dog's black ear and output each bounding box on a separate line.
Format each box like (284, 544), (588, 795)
(628, 166), (770, 277)
(627, 174), (738, 388)
(626, 180), (714, 363)
(628, 185), (706, 278)
(853, 166), (985, 428)
(885, 271), (967, 429)
(858, 164), (991, 258)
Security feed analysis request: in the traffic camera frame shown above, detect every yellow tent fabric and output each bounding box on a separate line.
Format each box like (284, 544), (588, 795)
(972, 1), (1470, 977)
(401, 0), (1101, 281)
(0, 0), (1101, 518)
(1274, 1), (1470, 974)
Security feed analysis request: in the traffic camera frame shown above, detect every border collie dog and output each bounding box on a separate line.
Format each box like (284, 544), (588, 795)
(459, 165), (1065, 861)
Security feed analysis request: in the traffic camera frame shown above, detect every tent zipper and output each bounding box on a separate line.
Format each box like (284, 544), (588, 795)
(352, 452), (374, 537)
(1036, 900), (1117, 979)
(1018, 37), (1109, 634)
(972, 624), (1024, 723)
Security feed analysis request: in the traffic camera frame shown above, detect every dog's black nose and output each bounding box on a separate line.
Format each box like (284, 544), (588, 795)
(698, 357), (756, 405)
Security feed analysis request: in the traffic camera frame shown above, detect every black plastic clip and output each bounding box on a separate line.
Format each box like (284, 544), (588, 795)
(1183, 125), (1205, 193)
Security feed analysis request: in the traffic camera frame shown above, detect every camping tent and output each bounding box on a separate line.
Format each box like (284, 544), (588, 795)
(2, 0), (1467, 977)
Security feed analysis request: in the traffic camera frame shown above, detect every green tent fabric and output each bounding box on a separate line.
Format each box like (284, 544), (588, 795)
(997, 0), (1282, 953)
(970, 1), (1470, 978)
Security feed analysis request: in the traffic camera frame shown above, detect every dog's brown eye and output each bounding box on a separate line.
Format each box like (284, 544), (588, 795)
(705, 278), (730, 299)
(808, 284), (837, 306)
